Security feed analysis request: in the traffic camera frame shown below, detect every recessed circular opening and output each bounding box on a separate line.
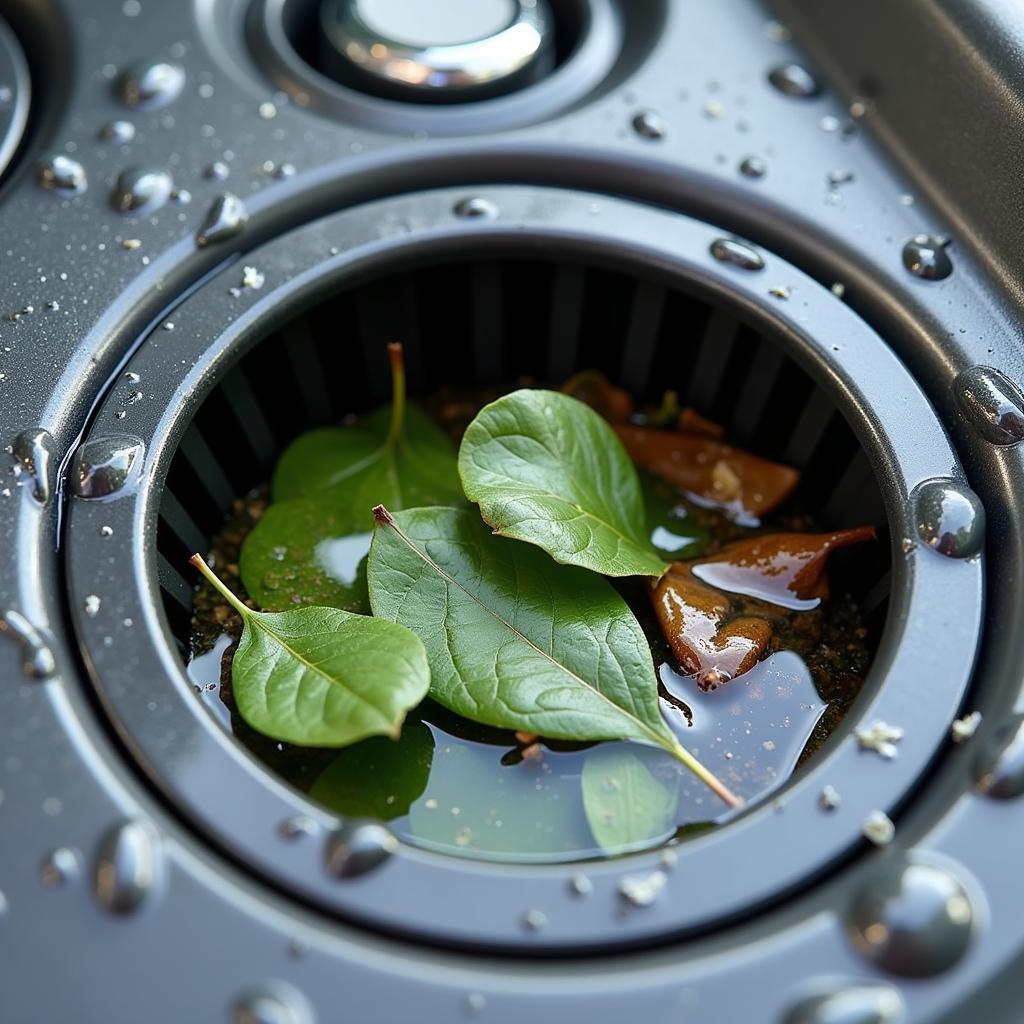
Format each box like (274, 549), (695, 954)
(157, 250), (890, 865)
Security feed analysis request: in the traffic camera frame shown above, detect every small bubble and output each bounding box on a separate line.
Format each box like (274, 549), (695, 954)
(631, 110), (667, 139)
(738, 155), (766, 179)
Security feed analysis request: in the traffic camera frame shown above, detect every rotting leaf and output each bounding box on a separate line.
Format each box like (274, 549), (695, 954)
(581, 745), (680, 854)
(458, 389), (670, 578)
(240, 342), (462, 612)
(615, 422), (799, 520)
(367, 505), (740, 807)
(190, 554), (430, 747)
(310, 718), (434, 820)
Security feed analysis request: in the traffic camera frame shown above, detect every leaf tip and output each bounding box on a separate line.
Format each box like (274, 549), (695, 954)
(386, 341), (404, 371)
(372, 504), (395, 527)
(188, 552), (206, 571)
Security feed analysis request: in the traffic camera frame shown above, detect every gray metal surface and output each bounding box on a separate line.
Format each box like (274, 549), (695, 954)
(0, 0), (1022, 1021)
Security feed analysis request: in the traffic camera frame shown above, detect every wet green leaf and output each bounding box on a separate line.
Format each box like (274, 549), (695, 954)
(191, 556), (429, 747)
(581, 745), (679, 854)
(239, 498), (370, 613)
(310, 718), (434, 819)
(458, 389), (670, 578)
(367, 506), (739, 806)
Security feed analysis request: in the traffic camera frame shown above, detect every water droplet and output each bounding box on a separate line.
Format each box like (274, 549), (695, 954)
(0, 609), (56, 679)
(953, 365), (1024, 446)
(38, 155), (87, 195)
(709, 237), (765, 271)
(324, 821), (396, 879)
(231, 985), (308, 1024)
(41, 847), (80, 889)
(116, 60), (185, 109)
(846, 857), (974, 976)
(453, 196), (498, 221)
(631, 110), (667, 139)
(464, 993), (487, 1016)
(784, 983), (903, 1024)
(827, 169), (854, 187)
(522, 908), (547, 931)
(739, 155), (766, 178)
(819, 785), (841, 810)
(902, 234), (953, 280)
(196, 192), (248, 247)
(204, 160), (229, 181)
(768, 62), (820, 98)
(94, 818), (161, 915)
(976, 715), (1024, 798)
(70, 435), (145, 500)
(12, 428), (55, 504)
(274, 163), (296, 179)
(100, 119), (136, 144)
(569, 873), (592, 896)
(910, 478), (985, 558)
(276, 815), (319, 840)
(111, 167), (173, 214)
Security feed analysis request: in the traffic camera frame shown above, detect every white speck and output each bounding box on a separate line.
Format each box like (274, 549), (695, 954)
(703, 99), (725, 119)
(769, 285), (791, 300)
(240, 265), (265, 290)
(84, 594), (101, 616)
(830, 282), (846, 299)
(660, 848), (678, 869)
(122, 238), (141, 251)
(198, 83), (214, 98)
(820, 115), (840, 132)
(618, 869), (667, 907)
(162, 321), (175, 331)
(100, 526), (113, 537)
(856, 721), (904, 760)
(819, 785), (841, 810)
(258, 101), (277, 119)
(900, 193), (915, 206)
(862, 810), (895, 846)
(951, 711), (982, 744)
(764, 19), (791, 43)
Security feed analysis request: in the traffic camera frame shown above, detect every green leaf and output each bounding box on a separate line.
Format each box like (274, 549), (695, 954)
(581, 745), (679, 854)
(458, 389), (670, 578)
(190, 555), (430, 747)
(367, 506), (739, 807)
(641, 473), (710, 560)
(310, 718), (434, 820)
(239, 498), (370, 613)
(271, 345), (463, 515)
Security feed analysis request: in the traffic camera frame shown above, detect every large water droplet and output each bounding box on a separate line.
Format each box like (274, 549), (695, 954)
(953, 365), (1024, 446)
(739, 155), (767, 179)
(784, 983), (903, 1024)
(116, 60), (185, 109)
(70, 436), (145, 500)
(94, 818), (161, 914)
(902, 235), (953, 280)
(196, 192), (248, 247)
(324, 821), (396, 879)
(37, 155), (87, 195)
(976, 715), (1024, 798)
(0, 609), (56, 680)
(710, 237), (765, 271)
(453, 196), (498, 220)
(111, 167), (173, 214)
(910, 478), (985, 558)
(847, 857), (974, 977)
(631, 110), (667, 140)
(12, 427), (55, 504)
(767, 62), (820, 97)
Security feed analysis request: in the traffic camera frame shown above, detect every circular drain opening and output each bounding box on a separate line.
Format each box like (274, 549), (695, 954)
(0, 14), (31, 184)
(65, 187), (982, 951)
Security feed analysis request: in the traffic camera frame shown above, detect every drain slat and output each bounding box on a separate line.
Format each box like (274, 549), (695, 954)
(862, 570), (892, 618)
(472, 263), (504, 381)
(178, 426), (235, 510)
(160, 489), (207, 555)
(221, 367), (278, 471)
(686, 308), (737, 408)
(619, 282), (666, 395)
(784, 388), (834, 467)
(732, 343), (786, 443)
(822, 449), (876, 525)
(546, 264), (584, 382)
(282, 320), (333, 424)
(355, 289), (392, 398)
(158, 552), (192, 611)
(354, 279), (424, 390)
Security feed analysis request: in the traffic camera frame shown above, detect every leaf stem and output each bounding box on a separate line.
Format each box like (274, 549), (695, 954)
(386, 342), (406, 446)
(189, 553), (251, 621)
(668, 739), (743, 808)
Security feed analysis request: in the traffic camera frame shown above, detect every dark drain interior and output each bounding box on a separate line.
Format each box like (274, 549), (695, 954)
(157, 254), (890, 645)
